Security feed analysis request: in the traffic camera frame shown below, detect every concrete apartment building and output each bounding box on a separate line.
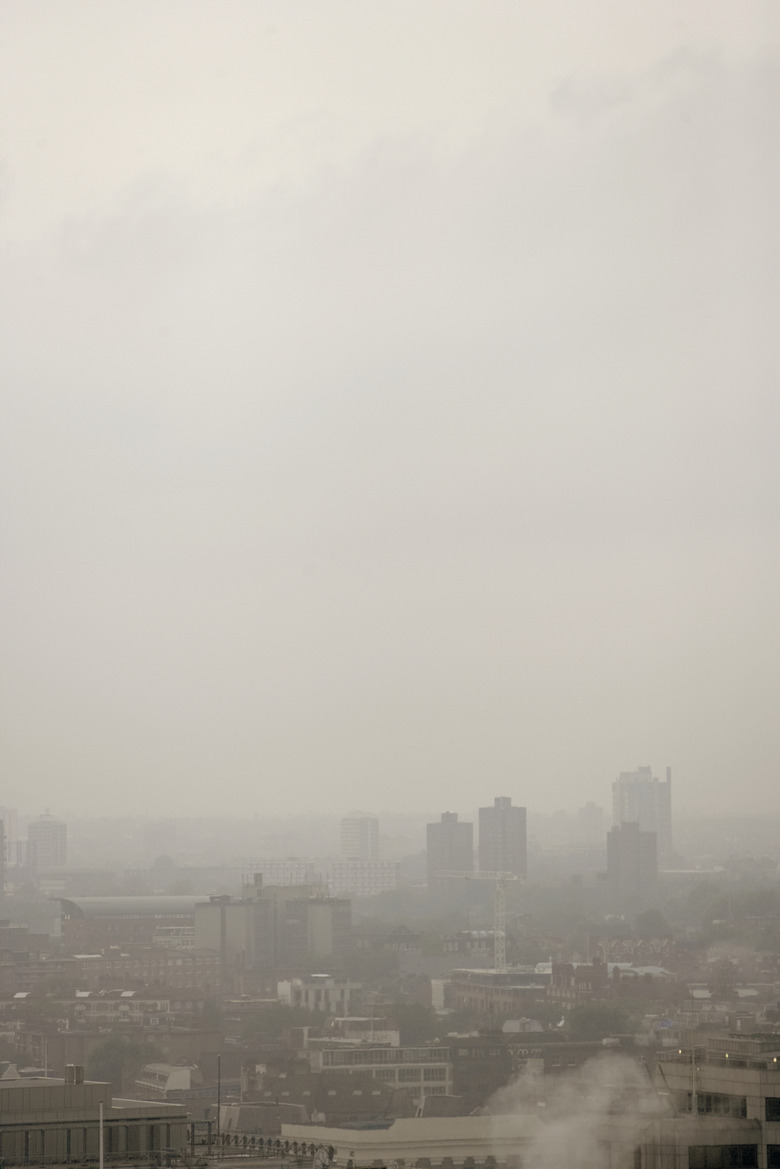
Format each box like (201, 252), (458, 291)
(426, 813), (474, 886)
(613, 764), (673, 865)
(478, 797), (527, 878)
(607, 820), (658, 899)
(27, 813), (67, 872)
(327, 858), (399, 897)
(340, 815), (379, 861)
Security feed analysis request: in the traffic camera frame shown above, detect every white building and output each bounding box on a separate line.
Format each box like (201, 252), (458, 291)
(244, 859), (318, 886)
(327, 859), (398, 898)
(340, 815), (379, 861)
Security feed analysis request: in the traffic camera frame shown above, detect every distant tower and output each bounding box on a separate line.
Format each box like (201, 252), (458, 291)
(28, 813), (67, 871)
(577, 802), (605, 845)
(607, 821), (657, 899)
(0, 808), (18, 864)
(340, 814), (379, 861)
(426, 812), (474, 886)
(478, 797), (527, 878)
(612, 766), (672, 865)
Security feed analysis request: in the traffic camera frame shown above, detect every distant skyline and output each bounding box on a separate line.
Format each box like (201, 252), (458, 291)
(1, 3), (778, 819)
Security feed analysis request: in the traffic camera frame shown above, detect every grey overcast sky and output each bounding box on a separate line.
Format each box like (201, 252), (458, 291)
(1, 2), (778, 822)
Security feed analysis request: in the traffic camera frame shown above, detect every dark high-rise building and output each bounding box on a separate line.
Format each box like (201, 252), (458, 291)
(606, 821), (657, 899)
(478, 797), (526, 878)
(426, 812), (474, 886)
(612, 765), (672, 865)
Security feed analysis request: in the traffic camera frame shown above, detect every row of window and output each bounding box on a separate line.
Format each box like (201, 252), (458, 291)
(689, 1147), (757, 1169)
(323, 1047), (450, 1066)
(679, 1092), (748, 1119)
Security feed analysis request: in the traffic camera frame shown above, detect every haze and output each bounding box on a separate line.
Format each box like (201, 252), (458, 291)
(1, 2), (778, 819)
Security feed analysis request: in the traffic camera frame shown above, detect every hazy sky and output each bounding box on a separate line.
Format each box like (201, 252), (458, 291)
(1, 2), (778, 821)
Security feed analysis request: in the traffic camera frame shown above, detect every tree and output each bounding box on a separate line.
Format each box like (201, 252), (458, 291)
(389, 1002), (441, 1045)
(635, 909), (671, 939)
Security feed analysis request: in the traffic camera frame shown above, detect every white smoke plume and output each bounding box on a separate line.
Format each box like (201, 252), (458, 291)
(488, 1053), (667, 1169)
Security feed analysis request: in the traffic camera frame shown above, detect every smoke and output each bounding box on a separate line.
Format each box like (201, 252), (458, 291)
(488, 1053), (667, 1169)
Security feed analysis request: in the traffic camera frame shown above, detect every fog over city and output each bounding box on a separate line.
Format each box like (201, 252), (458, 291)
(1, 3), (778, 820)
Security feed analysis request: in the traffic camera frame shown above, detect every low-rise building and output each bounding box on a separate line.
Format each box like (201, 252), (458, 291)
(0, 1068), (188, 1165)
(278, 974), (361, 1016)
(307, 1045), (452, 1109)
(326, 859), (399, 898)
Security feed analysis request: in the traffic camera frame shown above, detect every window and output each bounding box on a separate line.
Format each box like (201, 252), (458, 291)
(767, 1148), (780, 1169)
(688, 1147), (757, 1169)
(767, 1098), (780, 1122)
(696, 1094), (747, 1118)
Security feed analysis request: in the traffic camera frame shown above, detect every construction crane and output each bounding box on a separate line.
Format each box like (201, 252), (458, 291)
(440, 870), (522, 974)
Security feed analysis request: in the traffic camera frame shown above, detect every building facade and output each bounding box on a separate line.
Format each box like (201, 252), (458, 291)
(326, 859), (399, 898)
(60, 896), (202, 952)
(607, 821), (658, 900)
(340, 816), (379, 861)
(27, 814), (67, 871)
(478, 798), (526, 878)
(0, 1071), (188, 1165)
(612, 764), (672, 865)
(307, 1045), (453, 1108)
(194, 877), (351, 984)
(426, 813), (474, 886)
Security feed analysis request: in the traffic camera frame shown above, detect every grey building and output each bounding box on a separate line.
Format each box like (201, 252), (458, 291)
(426, 812), (474, 886)
(195, 876), (351, 985)
(0, 1069), (188, 1165)
(28, 813), (67, 871)
(607, 820), (658, 900)
(612, 765), (672, 865)
(478, 797), (526, 878)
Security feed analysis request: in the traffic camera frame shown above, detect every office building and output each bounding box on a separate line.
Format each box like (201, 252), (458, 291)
(426, 812), (474, 886)
(28, 813), (67, 871)
(340, 814), (379, 861)
(478, 797), (526, 878)
(612, 765), (672, 865)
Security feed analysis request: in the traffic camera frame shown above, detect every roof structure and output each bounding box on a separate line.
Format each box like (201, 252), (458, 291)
(60, 896), (204, 918)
